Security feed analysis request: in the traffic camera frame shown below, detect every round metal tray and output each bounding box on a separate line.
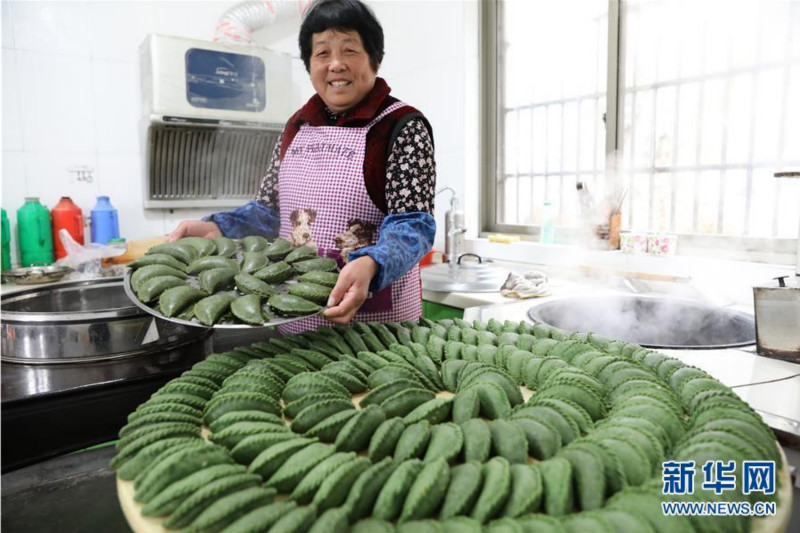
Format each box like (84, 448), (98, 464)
(1, 277), (210, 364)
(122, 270), (324, 329)
(3, 265), (73, 285)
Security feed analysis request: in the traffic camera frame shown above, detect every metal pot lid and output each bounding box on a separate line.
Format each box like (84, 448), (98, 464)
(421, 254), (509, 293)
(1, 278), (144, 323)
(754, 275), (800, 290)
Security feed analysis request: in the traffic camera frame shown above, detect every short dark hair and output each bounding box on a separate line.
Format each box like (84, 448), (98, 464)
(299, 0), (384, 72)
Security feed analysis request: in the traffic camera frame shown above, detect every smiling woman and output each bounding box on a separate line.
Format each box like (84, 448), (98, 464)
(168, 0), (438, 333)
(308, 29), (377, 113)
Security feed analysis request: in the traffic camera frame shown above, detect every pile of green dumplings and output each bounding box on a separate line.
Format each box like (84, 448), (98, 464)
(112, 317), (782, 533)
(126, 236), (339, 326)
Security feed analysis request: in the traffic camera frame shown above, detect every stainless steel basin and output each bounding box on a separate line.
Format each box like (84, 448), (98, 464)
(1, 278), (209, 363)
(527, 293), (756, 349)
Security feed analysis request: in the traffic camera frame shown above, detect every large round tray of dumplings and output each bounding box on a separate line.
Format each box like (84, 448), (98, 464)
(123, 236), (339, 328)
(113, 317), (791, 533)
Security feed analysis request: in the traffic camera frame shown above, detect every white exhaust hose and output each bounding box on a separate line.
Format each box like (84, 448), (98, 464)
(214, 0), (314, 44)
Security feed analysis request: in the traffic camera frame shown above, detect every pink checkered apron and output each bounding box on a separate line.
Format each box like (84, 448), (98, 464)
(277, 101), (422, 334)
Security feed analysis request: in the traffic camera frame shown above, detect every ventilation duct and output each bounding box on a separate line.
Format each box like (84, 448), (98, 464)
(214, 0), (312, 44)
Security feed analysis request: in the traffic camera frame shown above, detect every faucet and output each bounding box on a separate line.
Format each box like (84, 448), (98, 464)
(437, 187), (466, 263)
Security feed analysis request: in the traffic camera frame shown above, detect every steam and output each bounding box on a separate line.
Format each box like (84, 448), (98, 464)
(528, 294), (755, 348)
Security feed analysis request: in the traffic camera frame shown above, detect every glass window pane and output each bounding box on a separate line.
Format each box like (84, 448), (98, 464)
(652, 171), (672, 232)
(579, 99), (597, 171)
(546, 105), (562, 173)
(620, 0), (799, 239)
(501, 177), (518, 225)
(518, 176), (533, 226)
(562, 102), (579, 173)
(749, 169), (776, 237)
(697, 170), (721, 234)
(722, 169), (748, 236)
(674, 171), (696, 233)
(785, 66), (800, 159)
(699, 79), (725, 166)
(632, 89), (654, 169)
(725, 74), (753, 165)
(629, 172), (651, 230)
(494, 0), (798, 246)
(517, 109), (532, 175)
(777, 179), (800, 238)
(503, 111), (518, 176)
(532, 107), (547, 174)
(752, 68), (783, 163)
(654, 87), (676, 168)
(675, 83), (700, 166)
(498, 0), (608, 230)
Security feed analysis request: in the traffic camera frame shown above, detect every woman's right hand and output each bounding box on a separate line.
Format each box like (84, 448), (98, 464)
(167, 220), (222, 242)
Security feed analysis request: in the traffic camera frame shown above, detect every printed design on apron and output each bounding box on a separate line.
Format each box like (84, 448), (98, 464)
(287, 208), (318, 249)
(332, 218), (377, 262)
(276, 101), (422, 333)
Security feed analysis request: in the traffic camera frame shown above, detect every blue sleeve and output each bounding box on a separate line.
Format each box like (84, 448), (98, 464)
(347, 212), (436, 293)
(202, 201), (280, 239)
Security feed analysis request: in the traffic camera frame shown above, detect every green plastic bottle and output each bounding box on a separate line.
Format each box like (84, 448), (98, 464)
(1, 208), (11, 271)
(17, 197), (54, 267)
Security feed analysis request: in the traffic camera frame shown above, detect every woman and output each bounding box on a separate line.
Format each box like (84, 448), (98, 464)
(169, 0), (436, 331)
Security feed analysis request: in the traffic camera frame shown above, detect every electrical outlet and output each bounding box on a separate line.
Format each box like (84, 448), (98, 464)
(67, 165), (94, 184)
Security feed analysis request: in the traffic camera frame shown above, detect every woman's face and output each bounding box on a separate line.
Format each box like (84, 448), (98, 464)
(309, 29), (377, 113)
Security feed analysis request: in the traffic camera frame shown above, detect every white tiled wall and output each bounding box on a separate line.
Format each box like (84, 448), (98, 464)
(1, 0), (479, 267)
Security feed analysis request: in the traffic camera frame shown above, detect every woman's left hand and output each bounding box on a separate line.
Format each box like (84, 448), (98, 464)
(323, 256), (378, 324)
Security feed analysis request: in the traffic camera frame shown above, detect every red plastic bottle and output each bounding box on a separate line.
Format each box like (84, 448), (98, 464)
(51, 197), (85, 259)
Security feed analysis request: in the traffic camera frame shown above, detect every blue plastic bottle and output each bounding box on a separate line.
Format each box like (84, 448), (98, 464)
(90, 196), (120, 244)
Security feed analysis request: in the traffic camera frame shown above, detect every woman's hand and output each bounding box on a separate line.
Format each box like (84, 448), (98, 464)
(323, 256), (378, 324)
(167, 220), (222, 242)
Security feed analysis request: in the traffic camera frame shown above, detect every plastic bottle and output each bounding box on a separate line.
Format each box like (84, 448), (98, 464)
(51, 197), (85, 259)
(1, 208), (11, 271)
(90, 196), (120, 244)
(540, 200), (555, 244)
(17, 197), (54, 266)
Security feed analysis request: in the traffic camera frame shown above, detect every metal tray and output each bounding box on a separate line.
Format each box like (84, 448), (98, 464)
(3, 265), (73, 285)
(122, 269), (324, 329)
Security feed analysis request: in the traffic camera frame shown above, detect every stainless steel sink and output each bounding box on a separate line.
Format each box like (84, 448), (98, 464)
(527, 293), (756, 349)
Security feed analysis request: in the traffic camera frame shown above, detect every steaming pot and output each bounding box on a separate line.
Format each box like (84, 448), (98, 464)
(1, 278), (207, 363)
(753, 275), (800, 363)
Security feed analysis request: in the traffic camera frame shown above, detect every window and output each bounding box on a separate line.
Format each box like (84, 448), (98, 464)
(485, 0), (800, 260)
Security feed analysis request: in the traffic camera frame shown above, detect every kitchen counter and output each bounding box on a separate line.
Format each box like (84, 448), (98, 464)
(423, 259), (800, 435)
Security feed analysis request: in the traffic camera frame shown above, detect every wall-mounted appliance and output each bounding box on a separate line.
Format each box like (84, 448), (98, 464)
(140, 34), (293, 208)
